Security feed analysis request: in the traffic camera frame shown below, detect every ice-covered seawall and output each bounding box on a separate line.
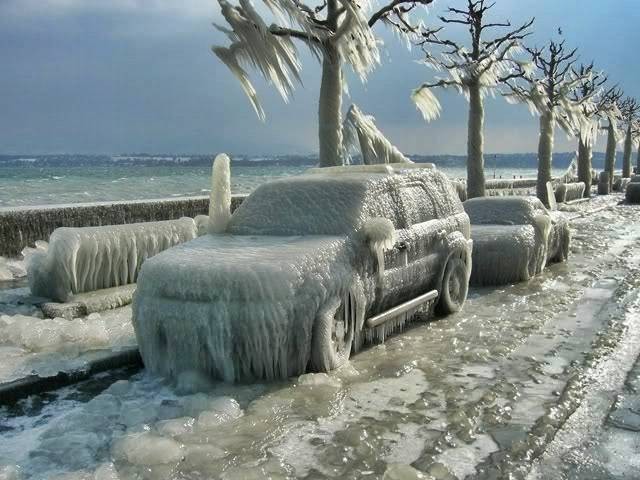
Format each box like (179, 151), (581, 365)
(0, 195), (246, 258)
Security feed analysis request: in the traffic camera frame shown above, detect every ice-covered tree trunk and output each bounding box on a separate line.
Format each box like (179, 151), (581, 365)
(467, 83), (486, 198)
(318, 46), (343, 167)
(604, 121), (617, 189)
(623, 123), (633, 178)
(577, 135), (592, 197)
(537, 110), (555, 208)
(637, 143), (640, 174)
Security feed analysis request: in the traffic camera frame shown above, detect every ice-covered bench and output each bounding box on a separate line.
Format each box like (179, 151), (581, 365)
(554, 182), (586, 203)
(28, 217), (202, 302)
(625, 176), (640, 203)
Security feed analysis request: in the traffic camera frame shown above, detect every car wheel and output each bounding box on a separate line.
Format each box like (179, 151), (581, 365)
(436, 256), (469, 315)
(310, 295), (355, 372)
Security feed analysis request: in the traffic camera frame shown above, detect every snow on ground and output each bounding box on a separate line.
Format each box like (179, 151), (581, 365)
(0, 193), (639, 479)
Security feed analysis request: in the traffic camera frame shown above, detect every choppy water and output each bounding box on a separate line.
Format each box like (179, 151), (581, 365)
(0, 158), (564, 208)
(0, 195), (639, 479)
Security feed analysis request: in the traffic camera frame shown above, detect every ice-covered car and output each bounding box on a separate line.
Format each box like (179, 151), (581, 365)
(463, 197), (570, 286)
(133, 165), (472, 382)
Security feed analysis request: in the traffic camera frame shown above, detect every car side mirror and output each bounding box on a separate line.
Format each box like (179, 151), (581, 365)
(362, 217), (396, 278)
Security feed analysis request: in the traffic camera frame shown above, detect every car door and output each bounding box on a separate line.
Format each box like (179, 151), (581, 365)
(376, 182), (448, 310)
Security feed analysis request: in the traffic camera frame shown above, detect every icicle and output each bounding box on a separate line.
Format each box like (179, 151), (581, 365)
(208, 154), (232, 234)
(411, 86), (442, 122)
(362, 217), (396, 279)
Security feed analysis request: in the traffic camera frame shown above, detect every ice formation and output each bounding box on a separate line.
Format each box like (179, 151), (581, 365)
(343, 105), (412, 165)
(469, 225), (537, 286)
(554, 182), (586, 203)
(133, 169), (470, 381)
(362, 217), (396, 277)
(28, 218), (199, 302)
(0, 308), (135, 355)
(464, 197), (569, 286)
(0, 257), (27, 282)
(208, 154), (232, 234)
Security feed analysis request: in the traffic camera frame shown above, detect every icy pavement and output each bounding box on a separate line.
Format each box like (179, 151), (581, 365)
(0, 286), (136, 384)
(1, 194), (640, 479)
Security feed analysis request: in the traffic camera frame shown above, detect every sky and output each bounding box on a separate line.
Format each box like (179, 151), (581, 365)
(0, 0), (638, 156)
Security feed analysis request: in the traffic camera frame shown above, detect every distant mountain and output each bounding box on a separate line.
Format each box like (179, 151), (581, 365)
(0, 151), (620, 169)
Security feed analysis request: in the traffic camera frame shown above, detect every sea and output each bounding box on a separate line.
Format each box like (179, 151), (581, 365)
(0, 153), (590, 208)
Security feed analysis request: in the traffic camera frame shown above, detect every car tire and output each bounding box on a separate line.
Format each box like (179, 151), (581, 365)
(436, 256), (469, 315)
(310, 295), (355, 372)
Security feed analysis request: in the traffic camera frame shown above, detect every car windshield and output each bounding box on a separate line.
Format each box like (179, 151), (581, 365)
(228, 174), (400, 236)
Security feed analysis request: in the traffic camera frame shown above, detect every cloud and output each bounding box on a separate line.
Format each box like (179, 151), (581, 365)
(0, 0), (216, 19)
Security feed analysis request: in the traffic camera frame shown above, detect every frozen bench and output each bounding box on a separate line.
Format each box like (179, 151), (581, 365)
(28, 217), (205, 302)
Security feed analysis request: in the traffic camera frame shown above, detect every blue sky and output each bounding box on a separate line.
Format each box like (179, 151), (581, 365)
(0, 0), (638, 156)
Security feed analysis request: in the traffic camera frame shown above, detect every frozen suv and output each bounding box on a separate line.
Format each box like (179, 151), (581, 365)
(133, 165), (472, 382)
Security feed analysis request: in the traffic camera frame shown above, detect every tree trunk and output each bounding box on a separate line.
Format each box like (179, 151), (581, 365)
(636, 142), (640, 175)
(604, 121), (617, 190)
(577, 134), (592, 197)
(466, 83), (485, 198)
(318, 47), (343, 167)
(623, 123), (633, 178)
(537, 110), (555, 208)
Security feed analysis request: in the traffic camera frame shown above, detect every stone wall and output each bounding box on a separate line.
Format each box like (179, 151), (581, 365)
(0, 195), (247, 257)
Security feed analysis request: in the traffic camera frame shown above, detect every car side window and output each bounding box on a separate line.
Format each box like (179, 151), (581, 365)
(397, 185), (437, 226)
(363, 188), (406, 230)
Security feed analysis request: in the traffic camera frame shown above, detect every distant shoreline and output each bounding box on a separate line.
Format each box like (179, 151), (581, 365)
(0, 151), (619, 169)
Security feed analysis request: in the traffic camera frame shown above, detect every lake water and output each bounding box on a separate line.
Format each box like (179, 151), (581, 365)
(0, 158), (564, 208)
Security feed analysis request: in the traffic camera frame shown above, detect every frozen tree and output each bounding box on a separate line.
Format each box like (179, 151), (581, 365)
(343, 104), (412, 164)
(411, 0), (533, 198)
(212, 0), (434, 167)
(635, 122), (640, 174)
(504, 40), (588, 208)
(569, 64), (610, 197)
(620, 98), (640, 178)
(600, 87), (623, 189)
